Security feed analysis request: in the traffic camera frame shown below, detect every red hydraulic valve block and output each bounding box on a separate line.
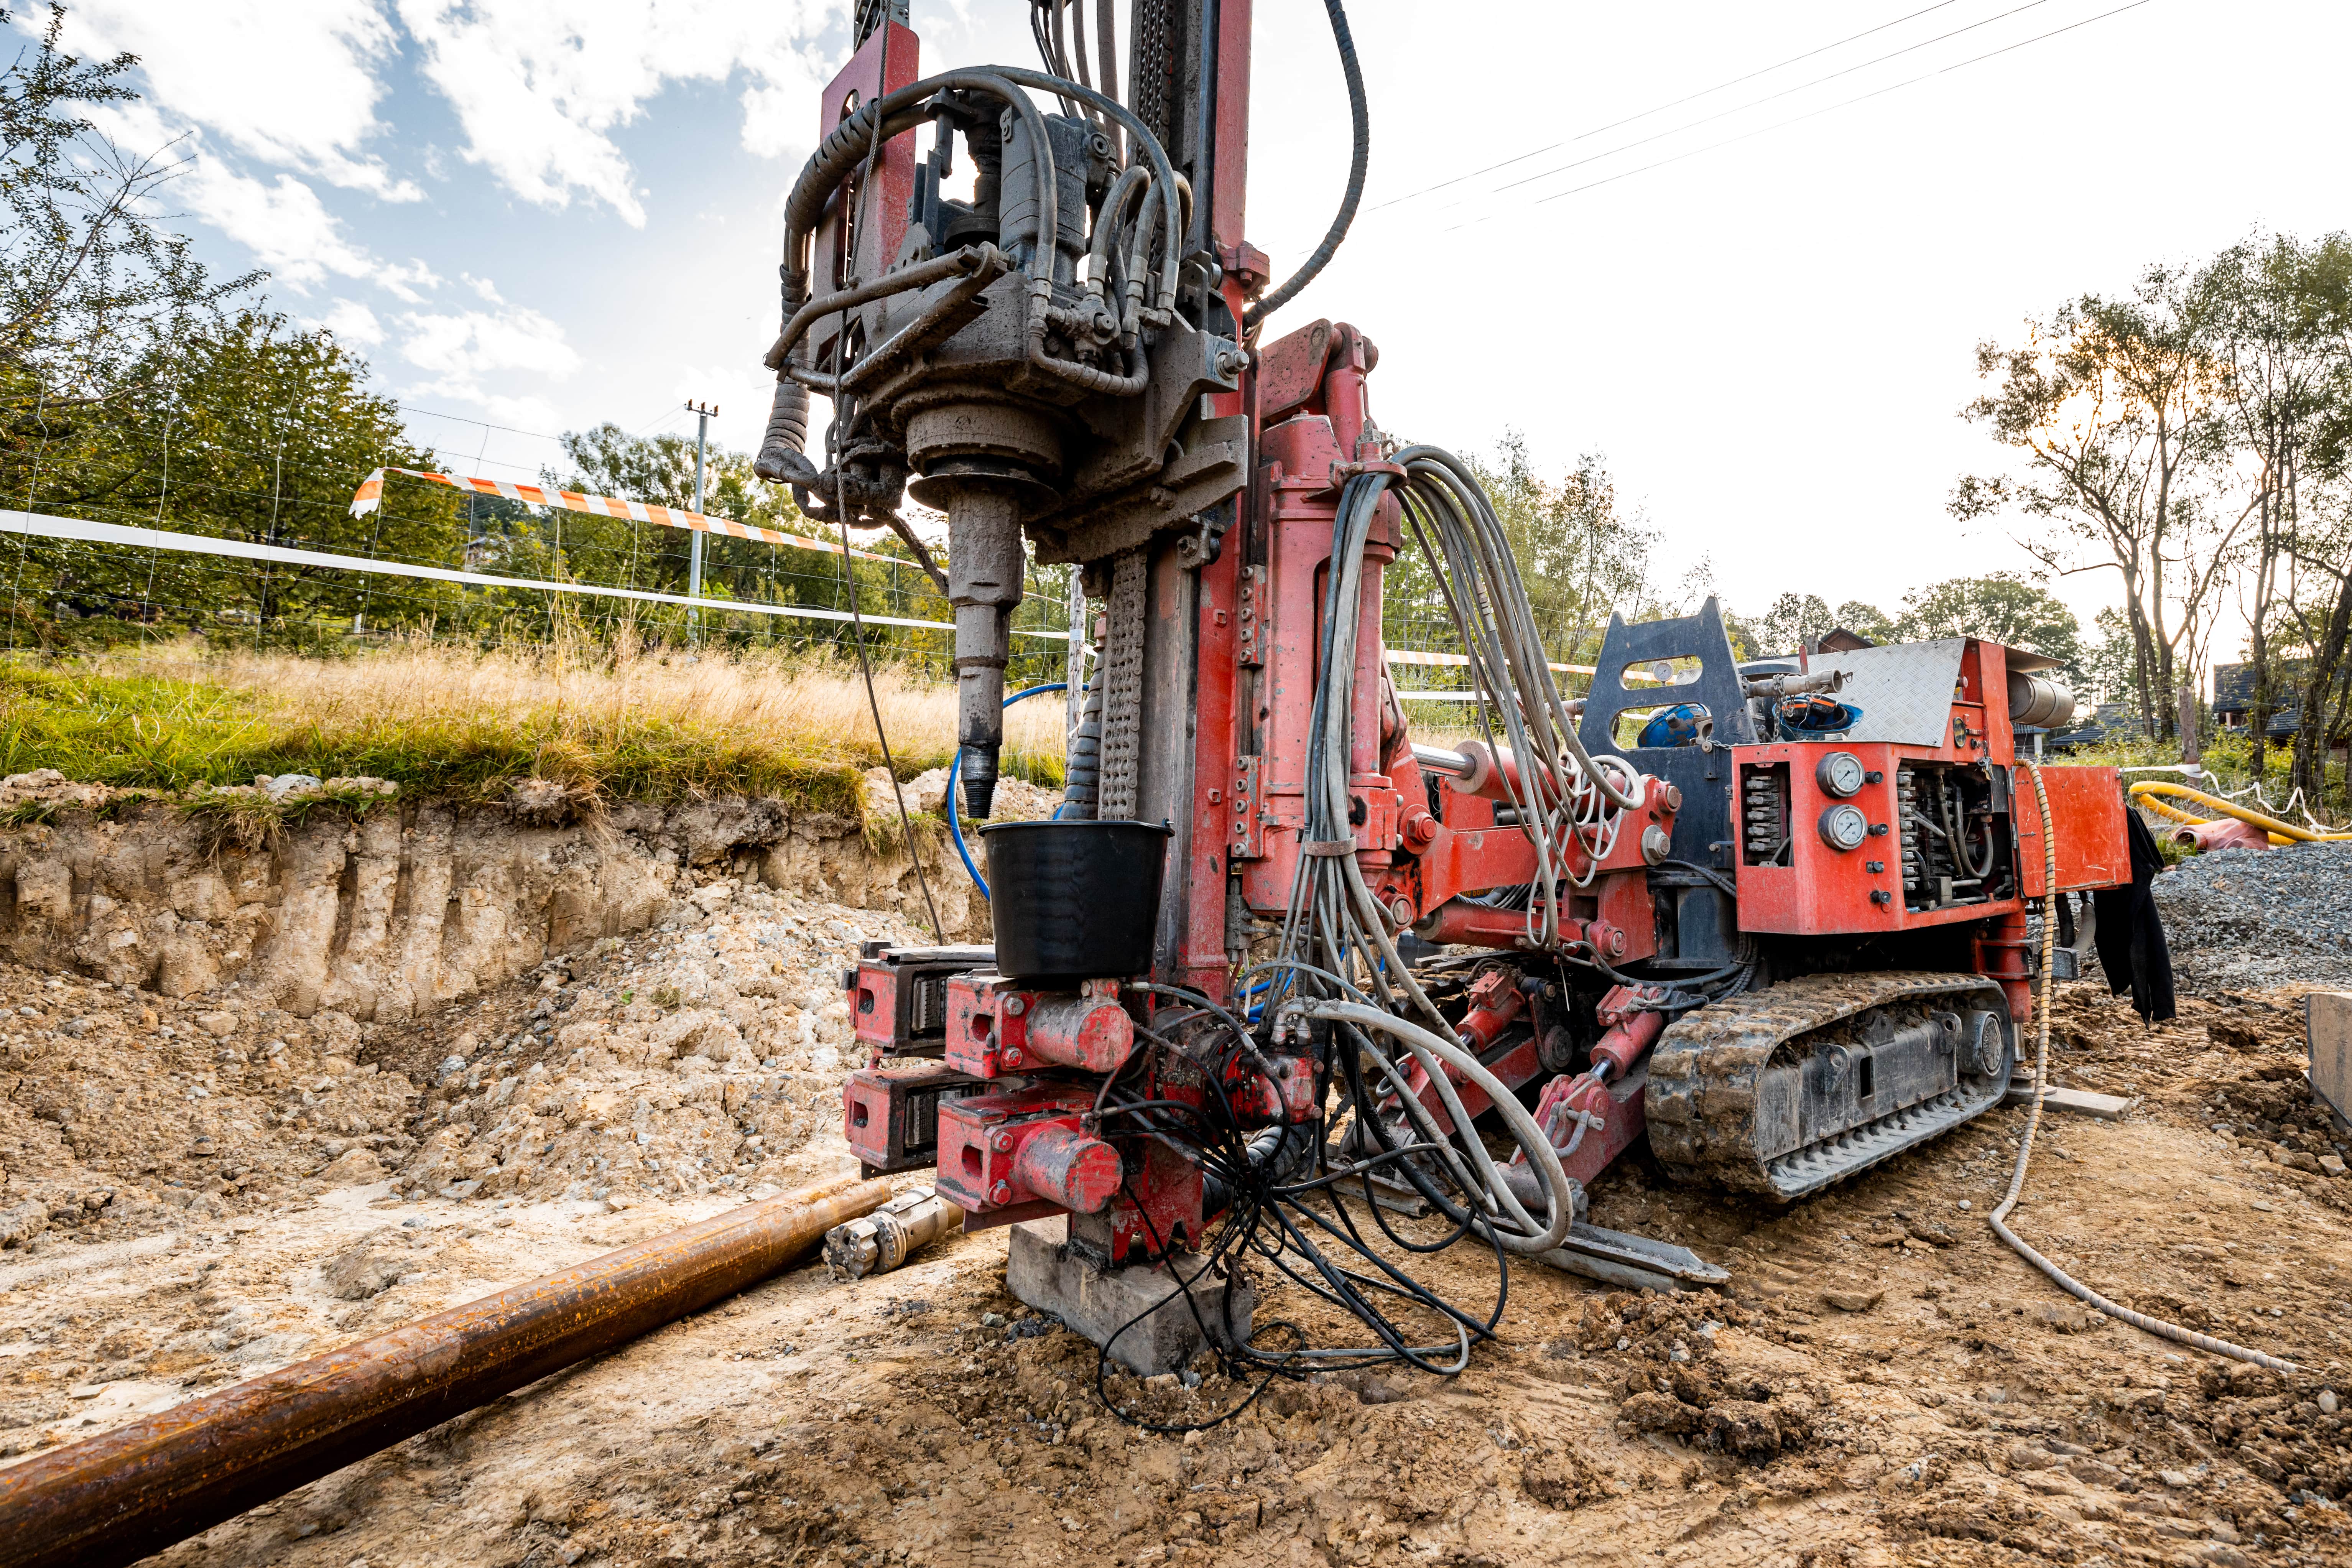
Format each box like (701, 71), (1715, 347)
(1527, 983), (1668, 1163)
(1224, 1051), (1320, 1125)
(1455, 967), (1528, 1052)
(945, 972), (1134, 1077)
(840, 1061), (986, 1174)
(845, 943), (993, 1059)
(933, 1084), (1122, 1218)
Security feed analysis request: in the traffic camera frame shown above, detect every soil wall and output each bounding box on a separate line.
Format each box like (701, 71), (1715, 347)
(0, 777), (984, 1023)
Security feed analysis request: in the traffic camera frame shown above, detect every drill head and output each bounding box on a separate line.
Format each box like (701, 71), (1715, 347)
(947, 487), (1025, 820)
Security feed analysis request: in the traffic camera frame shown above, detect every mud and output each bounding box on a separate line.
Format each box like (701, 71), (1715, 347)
(3, 771), (2350, 1566)
(3, 971), (2347, 1567)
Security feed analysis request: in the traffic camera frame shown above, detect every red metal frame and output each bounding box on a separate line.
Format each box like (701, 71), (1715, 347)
(823, 13), (2143, 1272)
(810, 22), (921, 367)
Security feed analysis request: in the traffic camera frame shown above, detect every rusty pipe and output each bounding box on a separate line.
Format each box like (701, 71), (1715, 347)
(0, 1175), (891, 1568)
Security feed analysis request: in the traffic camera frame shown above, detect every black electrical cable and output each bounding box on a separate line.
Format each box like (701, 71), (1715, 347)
(1083, 990), (1526, 1432)
(1243, 0), (1366, 332)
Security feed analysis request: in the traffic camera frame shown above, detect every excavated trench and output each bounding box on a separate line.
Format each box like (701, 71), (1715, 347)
(1, 770), (2349, 1568)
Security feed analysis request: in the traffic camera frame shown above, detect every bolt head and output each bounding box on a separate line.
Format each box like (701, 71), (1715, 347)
(990, 1180), (1012, 1204)
(993, 1131), (1015, 1153)
(1003, 995), (1026, 1016)
(1001, 1048), (1023, 1068)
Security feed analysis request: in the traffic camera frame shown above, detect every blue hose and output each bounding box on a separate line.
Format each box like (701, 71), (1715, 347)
(946, 682), (1067, 900)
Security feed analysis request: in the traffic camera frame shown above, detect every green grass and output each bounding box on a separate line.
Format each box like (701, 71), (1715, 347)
(0, 643), (1069, 828)
(0, 658), (863, 819)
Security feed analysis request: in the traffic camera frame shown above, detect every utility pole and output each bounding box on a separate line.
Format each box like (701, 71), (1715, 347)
(685, 400), (717, 643)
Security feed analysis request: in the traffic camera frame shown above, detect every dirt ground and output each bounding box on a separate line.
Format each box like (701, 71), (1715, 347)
(5, 930), (2352, 1565)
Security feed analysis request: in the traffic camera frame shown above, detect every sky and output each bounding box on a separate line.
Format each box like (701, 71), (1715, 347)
(38, 0), (2352, 651)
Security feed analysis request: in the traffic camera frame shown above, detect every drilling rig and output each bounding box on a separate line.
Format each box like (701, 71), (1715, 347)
(756, 1), (2133, 1380)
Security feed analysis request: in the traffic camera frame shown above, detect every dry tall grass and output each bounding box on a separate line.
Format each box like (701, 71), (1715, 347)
(2, 638), (1071, 814)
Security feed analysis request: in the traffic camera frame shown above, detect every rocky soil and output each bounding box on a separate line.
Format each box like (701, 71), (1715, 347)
(2153, 841), (2352, 994)
(1, 800), (2349, 1567)
(0, 762), (1023, 1023)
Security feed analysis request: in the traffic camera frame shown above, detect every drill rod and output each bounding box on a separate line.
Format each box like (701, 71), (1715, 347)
(0, 1175), (892, 1568)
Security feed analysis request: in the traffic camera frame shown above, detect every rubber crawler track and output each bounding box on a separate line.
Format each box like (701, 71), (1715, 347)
(1645, 969), (2012, 1200)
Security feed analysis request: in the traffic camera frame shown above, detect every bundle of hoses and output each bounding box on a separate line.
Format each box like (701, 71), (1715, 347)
(1086, 959), (1576, 1433)
(1077, 448), (1599, 1434)
(1275, 448), (1643, 987)
(1994, 763), (2296, 1372)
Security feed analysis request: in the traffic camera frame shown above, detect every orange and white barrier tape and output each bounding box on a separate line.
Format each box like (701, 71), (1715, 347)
(348, 467), (901, 565)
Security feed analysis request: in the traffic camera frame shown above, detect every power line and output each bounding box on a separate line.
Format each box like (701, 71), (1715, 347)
(396, 405), (566, 442)
(1574, 0), (1967, 141)
(1441, 0), (2155, 232)
(1493, 0), (2056, 197)
(1363, 0), (1977, 215)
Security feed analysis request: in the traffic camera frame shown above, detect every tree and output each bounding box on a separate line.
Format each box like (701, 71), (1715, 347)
(1893, 572), (2085, 679)
(2081, 606), (2142, 710)
(2202, 232), (2352, 780)
(1954, 263), (2247, 740)
(1751, 593), (1834, 656)
(0, 6), (252, 413)
(0, 309), (464, 636)
(1832, 599), (1898, 645)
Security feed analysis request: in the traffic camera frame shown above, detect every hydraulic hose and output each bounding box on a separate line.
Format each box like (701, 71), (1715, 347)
(1993, 763), (2296, 1372)
(1244, 0), (1366, 331)
(1303, 1002), (1574, 1255)
(946, 681), (1068, 899)
(2128, 779), (2352, 844)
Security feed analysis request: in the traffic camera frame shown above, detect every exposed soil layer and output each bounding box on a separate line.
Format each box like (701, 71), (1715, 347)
(3, 802), (2350, 1566)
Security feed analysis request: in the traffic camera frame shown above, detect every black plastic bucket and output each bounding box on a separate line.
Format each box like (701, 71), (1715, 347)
(980, 818), (1172, 984)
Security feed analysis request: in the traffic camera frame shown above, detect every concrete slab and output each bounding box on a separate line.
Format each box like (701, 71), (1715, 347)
(2310, 992), (2352, 1126)
(2004, 1081), (2136, 1119)
(1006, 1215), (1255, 1377)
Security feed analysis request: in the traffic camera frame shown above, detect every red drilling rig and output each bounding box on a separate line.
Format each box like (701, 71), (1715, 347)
(755, 2), (2132, 1381)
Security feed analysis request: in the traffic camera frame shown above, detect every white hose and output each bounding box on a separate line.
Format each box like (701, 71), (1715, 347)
(1304, 1002), (1574, 1254)
(1993, 762), (2297, 1372)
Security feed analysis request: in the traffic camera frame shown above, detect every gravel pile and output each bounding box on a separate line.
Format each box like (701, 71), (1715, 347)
(0, 969), (421, 1247)
(2150, 840), (2352, 995)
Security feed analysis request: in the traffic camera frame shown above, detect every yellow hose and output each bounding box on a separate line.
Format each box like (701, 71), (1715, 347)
(2127, 779), (2352, 844)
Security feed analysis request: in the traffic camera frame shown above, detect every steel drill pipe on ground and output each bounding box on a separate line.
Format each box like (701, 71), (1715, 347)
(0, 1175), (893, 1568)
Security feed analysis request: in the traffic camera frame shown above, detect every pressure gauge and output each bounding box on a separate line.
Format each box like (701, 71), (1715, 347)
(1815, 750), (1866, 799)
(1818, 803), (1869, 852)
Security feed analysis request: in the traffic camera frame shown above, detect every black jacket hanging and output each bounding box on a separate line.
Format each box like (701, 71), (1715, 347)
(2092, 811), (2176, 1022)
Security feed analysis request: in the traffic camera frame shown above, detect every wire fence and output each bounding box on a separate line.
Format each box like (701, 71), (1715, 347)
(0, 404), (1087, 687)
(0, 396), (1617, 705)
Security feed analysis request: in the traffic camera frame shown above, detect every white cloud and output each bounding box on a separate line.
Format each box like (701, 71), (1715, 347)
(378, 260), (444, 304)
(178, 160), (381, 290)
(320, 299), (386, 347)
(58, 1), (421, 201)
(397, 305), (582, 411)
(391, 0), (836, 227)
(462, 273), (506, 304)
